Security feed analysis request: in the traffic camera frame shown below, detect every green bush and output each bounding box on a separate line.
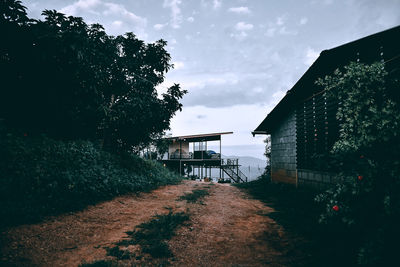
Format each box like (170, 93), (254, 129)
(0, 130), (182, 228)
(315, 62), (400, 265)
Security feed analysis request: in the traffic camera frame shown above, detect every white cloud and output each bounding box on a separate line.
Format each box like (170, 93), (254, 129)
(235, 21), (253, 31)
(272, 90), (286, 103)
(153, 23), (167, 30)
(173, 61), (185, 70)
(112, 20), (123, 27)
(60, 0), (101, 15)
(170, 105), (270, 143)
(264, 15), (297, 37)
(252, 86), (264, 93)
(171, 72), (239, 90)
(60, 0), (147, 37)
(276, 15), (286, 26)
(232, 22), (253, 40)
(213, 0), (222, 9)
(304, 47), (320, 66)
(265, 27), (276, 37)
(300, 17), (308, 25)
(103, 3), (146, 27)
(187, 16), (194, 22)
(163, 0), (182, 29)
(228, 6), (251, 14)
(279, 26), (297, 35)
(230, 31), (247, 40)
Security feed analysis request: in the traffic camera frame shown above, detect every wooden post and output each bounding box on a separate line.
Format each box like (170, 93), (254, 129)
(219, 137), (222, 180)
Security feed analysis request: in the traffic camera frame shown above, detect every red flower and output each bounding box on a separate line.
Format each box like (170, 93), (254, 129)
(358, 175), (363, 181)
(360, 155), (364, 159)
(23, 133), (28, 137)
(332, 205), (339, 211)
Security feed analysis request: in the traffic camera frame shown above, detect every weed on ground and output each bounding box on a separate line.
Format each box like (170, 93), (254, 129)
(122, 211), (189, 258)
(79, 260), (117, 267)
(81, 210), (189, 266)
(106, 246), (135, 260)
(178, 189), (209, 204)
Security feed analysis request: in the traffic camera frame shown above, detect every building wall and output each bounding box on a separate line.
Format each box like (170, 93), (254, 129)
(297, 169), (339, 188)
(270, 110), (297, 184)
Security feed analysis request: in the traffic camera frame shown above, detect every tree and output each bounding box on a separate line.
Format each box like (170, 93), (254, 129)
(263, 135), (271, 178)
(0, 0), (186, 152)
(315, 61), (400, 265)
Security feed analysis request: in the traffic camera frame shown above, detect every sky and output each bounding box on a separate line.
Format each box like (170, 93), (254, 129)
(25, 0), (400, 159)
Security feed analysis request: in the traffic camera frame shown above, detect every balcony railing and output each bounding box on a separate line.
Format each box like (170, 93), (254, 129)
(221, 158), (239, 166)
(168, 150), (221, 160)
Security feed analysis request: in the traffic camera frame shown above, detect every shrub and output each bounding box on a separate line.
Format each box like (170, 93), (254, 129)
(315, 62), (400, 265)
(0, 129), (182, 228)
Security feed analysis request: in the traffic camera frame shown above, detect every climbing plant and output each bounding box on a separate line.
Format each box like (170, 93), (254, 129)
(315, 61), (400, 265)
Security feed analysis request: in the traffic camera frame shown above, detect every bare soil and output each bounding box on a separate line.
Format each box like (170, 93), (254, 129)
(1, 180), (308, 266)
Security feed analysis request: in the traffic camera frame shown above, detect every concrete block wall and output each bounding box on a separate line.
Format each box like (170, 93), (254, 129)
(297, 169), (339, 189)
(269, 109), (337, 187)
(270, 110), (297, 184)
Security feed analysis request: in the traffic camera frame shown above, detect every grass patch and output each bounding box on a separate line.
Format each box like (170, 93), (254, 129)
(178, 189), (209, 203)
(117, 211), (189, 258)
(106, 246), (134, 260)
(79, 260), (117, 267)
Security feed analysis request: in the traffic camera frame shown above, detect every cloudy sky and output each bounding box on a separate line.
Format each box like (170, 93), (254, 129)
(25, 0), (400, 159)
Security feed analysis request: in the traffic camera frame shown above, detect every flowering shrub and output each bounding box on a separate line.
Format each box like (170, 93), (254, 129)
(315, 62), (400, 265)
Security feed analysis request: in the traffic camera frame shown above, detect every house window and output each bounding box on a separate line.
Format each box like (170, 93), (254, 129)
(296, 92), (339, 170)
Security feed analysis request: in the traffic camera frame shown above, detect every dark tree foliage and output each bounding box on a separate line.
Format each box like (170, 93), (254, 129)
(0, 0), (186, 152)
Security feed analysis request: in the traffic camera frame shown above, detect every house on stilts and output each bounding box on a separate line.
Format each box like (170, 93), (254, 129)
(253, 26), (400, 187)
(161, 132), (248, 183)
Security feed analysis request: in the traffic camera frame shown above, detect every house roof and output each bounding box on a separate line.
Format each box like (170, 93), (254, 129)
(253, 25), (400, 135)
(166, 132), (233, 142)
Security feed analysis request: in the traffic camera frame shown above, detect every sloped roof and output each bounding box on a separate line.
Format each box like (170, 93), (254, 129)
(166, 132), (233, 142)
(253, 25), (400, 135)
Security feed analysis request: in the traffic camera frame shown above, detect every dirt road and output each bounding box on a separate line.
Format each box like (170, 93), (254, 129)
(1, 180), (307, 266)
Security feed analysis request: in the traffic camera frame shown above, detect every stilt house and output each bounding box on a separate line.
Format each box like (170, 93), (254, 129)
(161, 132), (248, 182)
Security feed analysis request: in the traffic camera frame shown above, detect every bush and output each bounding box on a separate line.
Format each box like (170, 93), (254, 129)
(0, 129), (182, 228)
(315, 62), (400, 265)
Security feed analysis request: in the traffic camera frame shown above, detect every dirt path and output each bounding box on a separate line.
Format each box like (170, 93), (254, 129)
(1, 181), (307, 266)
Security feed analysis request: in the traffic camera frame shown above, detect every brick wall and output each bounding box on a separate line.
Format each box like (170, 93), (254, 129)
(270, 110), (297, 184)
